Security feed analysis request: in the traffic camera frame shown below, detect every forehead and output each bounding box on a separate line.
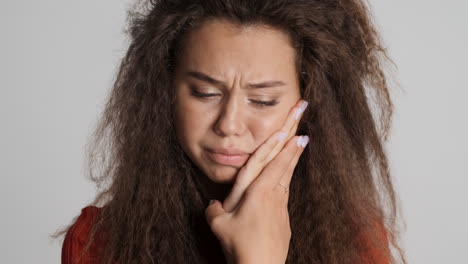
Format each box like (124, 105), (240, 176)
(176, 19), (298, 81)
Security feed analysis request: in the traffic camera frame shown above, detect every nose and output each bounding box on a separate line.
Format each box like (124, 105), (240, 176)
(213, 95), (246, 137)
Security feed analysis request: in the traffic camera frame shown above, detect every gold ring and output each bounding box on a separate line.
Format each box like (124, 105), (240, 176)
(278, 182), (289, 193)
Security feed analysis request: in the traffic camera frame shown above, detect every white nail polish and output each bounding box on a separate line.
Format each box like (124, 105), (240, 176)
(301, 101), (309, 112)
(301, 136), (309, 147)
(296, 136), (303, 147)
(294, 101), (309, 120)
(294, 107), (303, 120)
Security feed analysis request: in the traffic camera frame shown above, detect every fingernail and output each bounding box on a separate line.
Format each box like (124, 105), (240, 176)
(294, 101), (309, 120)
(296, 136), (304, 147)
(209, 200), (215, 205)
(301, 101), (309, 112)
(301, 135), (309, 147)
(277, 131), (287, 141)
(294, 108), (302, 120)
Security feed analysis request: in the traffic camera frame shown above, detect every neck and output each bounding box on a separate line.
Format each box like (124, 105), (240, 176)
(200, 173), (233, 202)
(190, 163), (233, 204)
(183, 161), (231, 263)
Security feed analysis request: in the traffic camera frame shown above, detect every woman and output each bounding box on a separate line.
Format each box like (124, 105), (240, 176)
(55, 0), (406, 263)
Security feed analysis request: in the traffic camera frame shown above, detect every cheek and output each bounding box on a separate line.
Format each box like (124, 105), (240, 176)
(175, 95), (212, 146)
(249, 109), (289, 147)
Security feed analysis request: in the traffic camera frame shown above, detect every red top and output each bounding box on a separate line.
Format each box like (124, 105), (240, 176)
(62, 206), (105, 264)
(62, 206), (390, 263)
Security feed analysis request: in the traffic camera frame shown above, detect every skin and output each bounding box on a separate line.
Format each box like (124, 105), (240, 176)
(206, 116), (308, 264)
(173, 18), (308, 263)
(173, 18), (301, 185)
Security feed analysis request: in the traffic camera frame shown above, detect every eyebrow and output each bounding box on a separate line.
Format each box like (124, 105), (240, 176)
(186, 71), (287, 89)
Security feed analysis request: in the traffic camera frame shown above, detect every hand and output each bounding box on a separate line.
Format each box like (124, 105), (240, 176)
(205, 99), (309, 264)
(222, 99), (308, 213)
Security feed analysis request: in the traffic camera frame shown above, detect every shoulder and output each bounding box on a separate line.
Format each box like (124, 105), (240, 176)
(357, 219), (391, 264)
(65, 206), (102, 242)
(61, 206), (104, 264)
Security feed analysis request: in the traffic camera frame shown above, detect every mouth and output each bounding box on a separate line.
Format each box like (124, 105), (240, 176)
(205, 149), (250, 166)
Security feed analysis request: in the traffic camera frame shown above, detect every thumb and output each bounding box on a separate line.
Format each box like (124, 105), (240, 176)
(205, 200), (226, 227)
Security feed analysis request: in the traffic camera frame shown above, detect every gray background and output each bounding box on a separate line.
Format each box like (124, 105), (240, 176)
(1, 0), (467, 263)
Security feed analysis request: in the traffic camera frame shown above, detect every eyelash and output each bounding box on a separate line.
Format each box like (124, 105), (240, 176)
(190, 90), (279, 107)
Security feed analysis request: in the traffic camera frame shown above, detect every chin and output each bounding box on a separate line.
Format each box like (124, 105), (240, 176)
(205, 165), (239, 184)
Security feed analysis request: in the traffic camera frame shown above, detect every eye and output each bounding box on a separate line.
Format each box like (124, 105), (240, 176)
(249, 99), (279, 107)
(189, 86), (279, 107)
(190, 89), (220, 98)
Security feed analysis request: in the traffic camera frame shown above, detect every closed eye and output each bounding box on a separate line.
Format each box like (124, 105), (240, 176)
(249, 99), (279, 106)
(190, 89), (279, 107)
(190, 89), (220, 98)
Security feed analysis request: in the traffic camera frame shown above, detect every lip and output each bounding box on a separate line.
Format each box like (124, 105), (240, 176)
(209, 147), (249, 156)
(206, 148), (250, 166)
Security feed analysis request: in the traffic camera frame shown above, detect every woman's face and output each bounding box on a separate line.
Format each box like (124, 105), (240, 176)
(173, 19), (301, 184)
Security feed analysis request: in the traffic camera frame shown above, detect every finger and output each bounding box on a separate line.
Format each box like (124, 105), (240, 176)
(205, 200), (226, 228)
(223, 100), (307, 212)
(276, 135), (309, 203)
(287, 100), (308, 140)
(253, 135), (304, 190)
(280, 135), (309, 188)
(255, 99), (307, 166)
(223, 130), (287, 212)
(289, 100), (308, 140)
(223, 100), (303, 212)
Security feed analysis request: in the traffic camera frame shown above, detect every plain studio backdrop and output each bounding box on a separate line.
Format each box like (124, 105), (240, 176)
(1, 0), (467, 263)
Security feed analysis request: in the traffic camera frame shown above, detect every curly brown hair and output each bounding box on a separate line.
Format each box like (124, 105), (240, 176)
(53, 0), (406, 263)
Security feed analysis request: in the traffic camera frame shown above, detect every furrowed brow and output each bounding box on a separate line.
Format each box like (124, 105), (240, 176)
(186, 71), (286, 89)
